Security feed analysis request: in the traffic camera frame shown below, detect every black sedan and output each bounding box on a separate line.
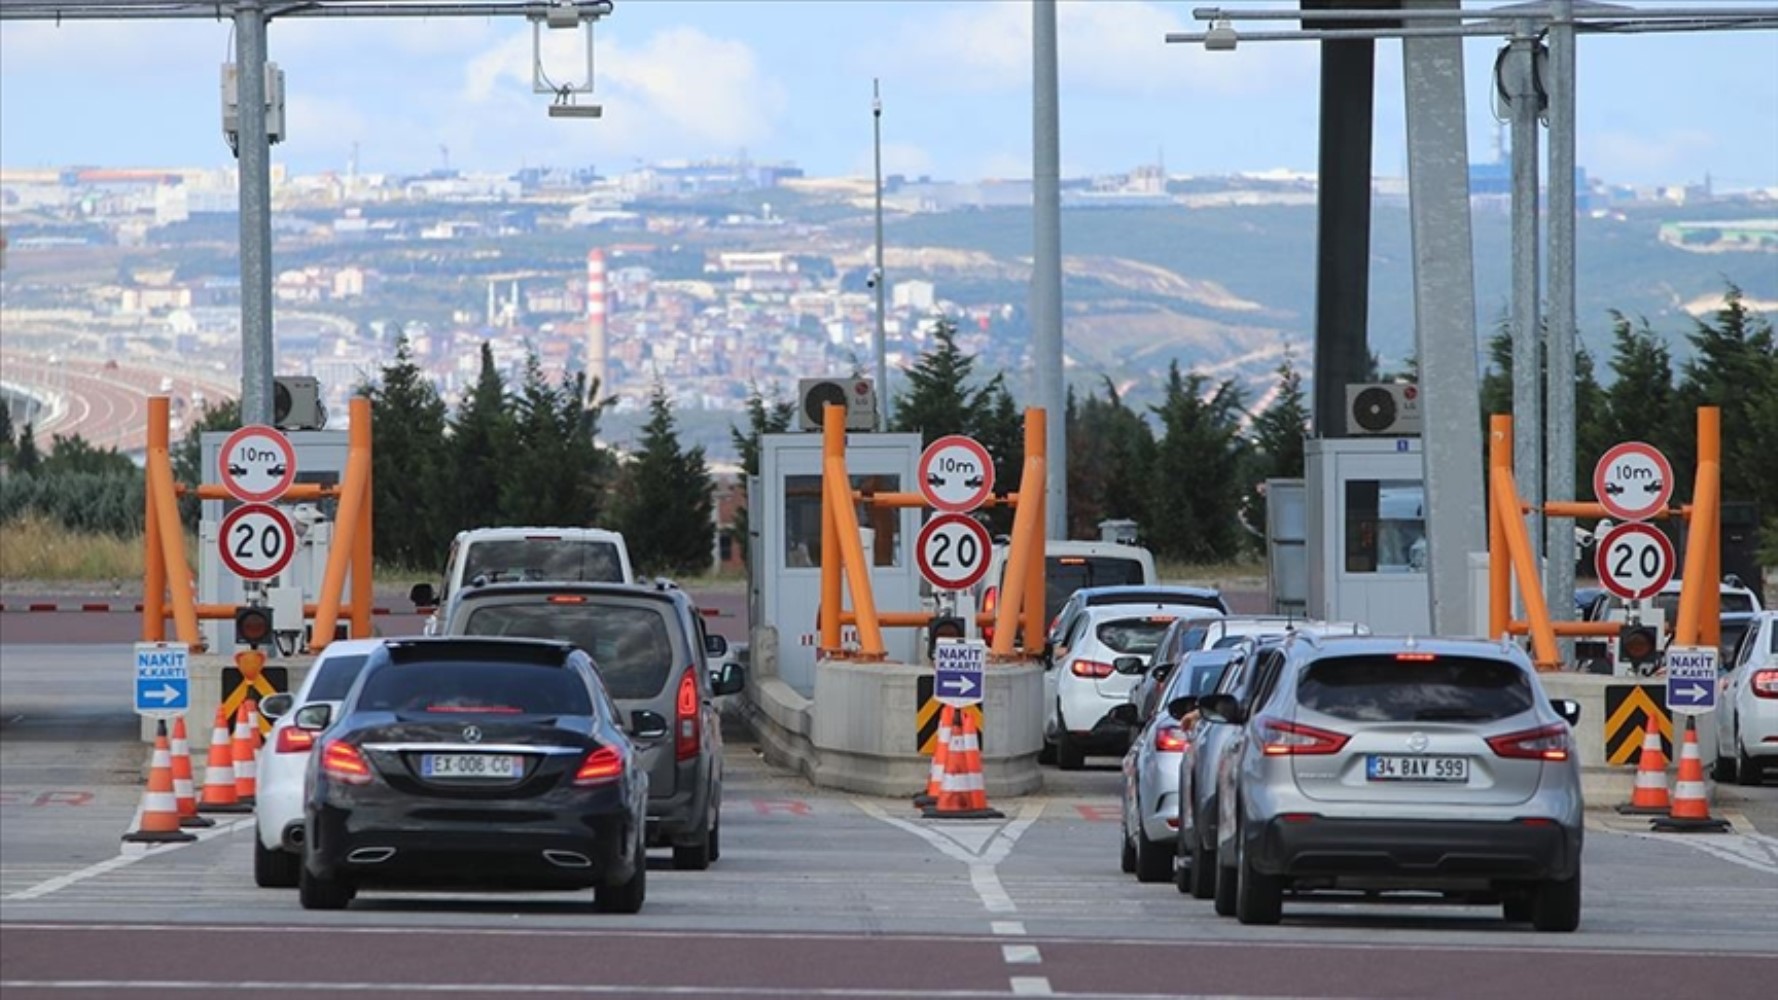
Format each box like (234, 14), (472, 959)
(298, 637), (650, 913)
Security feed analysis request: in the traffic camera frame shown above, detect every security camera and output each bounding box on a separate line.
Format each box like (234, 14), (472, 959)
(866, 268), (880, 290)
(1205, 18), (1237, 51)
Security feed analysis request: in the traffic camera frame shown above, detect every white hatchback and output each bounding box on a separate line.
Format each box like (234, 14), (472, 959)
(1717, 610), (1778, 785)
(253, 638), (383, 888)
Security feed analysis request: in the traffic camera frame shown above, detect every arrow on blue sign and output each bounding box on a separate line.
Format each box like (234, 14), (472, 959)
(1666, 680), (1712, 706)
(939, 674), (980, 698)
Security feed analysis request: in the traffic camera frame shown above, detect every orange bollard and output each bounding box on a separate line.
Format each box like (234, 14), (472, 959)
(123, 720), (198, 843)
(914, 705), (955, 809)
(1615, 715), (1670, 815)
(1650, 716), (1731, 833)
(922, 710), (1003, 820)
(168, 716), (215, 829)
(198, 705), (248, 813)
(232, 701), (259, 805)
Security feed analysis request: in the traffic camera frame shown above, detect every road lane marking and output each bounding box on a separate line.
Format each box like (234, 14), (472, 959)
(0, 982), (1315, 999)
(990, 921), (1026, 936)
(1, 817), (252, 901)
(1002, 944), (1041, 964)
(1009, 977), (1054, 995)
(1626, 829), (1778, 877)
(853, 800), (1043, 915)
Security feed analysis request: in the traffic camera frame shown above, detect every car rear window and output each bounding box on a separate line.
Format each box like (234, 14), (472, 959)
(357, 662), (591, 716)
(1046, 557), (1148, 622)
(1296, 655), (1535, 723)
(307, 654), (369, 701)
(462, 540), (624, 586)
(461, 603), (674, 700)
(1096, 617), (1176, 655)
(1165, 654), (1238, 702)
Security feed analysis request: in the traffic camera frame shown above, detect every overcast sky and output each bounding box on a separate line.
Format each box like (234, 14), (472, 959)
(1, 1), (1774, 188)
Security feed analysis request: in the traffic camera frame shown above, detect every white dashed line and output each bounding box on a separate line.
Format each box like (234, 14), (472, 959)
(1009, 977), (1054, 996)
(1001, 944), (1042, 965)
(2, 817), (252, 901)
(990, 921), (1027, 936)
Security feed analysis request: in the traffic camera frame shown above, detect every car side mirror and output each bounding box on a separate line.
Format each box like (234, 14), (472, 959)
(710, 661), (746, 697)
(704, 633), (729, 657)
(409, 583), (437, 608)
(1151, 662), (1175, 683)
(629, 710), (670, 740)
(1107, 703), (1140, 727)
(1113, 656), (1146, 675)
(292, 703), (333, 731)
(1165, 695), (1198, 721)
(1197, 693), (1242, 725)
(1551, 698), (1581, 727)
(259, 693), (294, 721)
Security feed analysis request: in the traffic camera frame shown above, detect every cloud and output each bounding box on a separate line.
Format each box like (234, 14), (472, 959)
(1586, 128), (1721, 184)
(885, 0), (1311, 98)
(0, 20), (220, 75)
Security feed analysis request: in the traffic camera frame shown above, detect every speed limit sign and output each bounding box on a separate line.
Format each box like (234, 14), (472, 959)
(1595, 522), (1675, 601)
(218, 503), (296, 581)
(916, 513), (992, 591)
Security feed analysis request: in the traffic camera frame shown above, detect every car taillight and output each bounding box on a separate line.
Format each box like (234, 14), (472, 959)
(1154, 725), (1188, 753)
(1071, 659), (1114, 678)
(275, 727), (316, 754)
(574, 746), (624, 785)
(1752, 669), (1778, 699)
(1258, 717), (1349, 756)
(676, 668), (700, 762)
(981, 586), (999, 643)
(1488, 723), (1572, 761)
(320, 741), (371, 784)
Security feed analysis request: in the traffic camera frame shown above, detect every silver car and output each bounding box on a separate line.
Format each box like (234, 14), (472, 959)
(1206, 634), (1584, 931)
(1118, 647), (1245, 883)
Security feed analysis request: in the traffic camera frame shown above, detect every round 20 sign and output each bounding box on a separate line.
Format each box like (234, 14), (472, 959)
(915, 513), (993, 592)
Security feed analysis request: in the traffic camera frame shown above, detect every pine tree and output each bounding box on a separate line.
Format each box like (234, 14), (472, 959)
(1064, 378), (1154, 541)
(1242, 353), (1311, 547)
(616, 382), (715, 577)
(1573, 347), (1613, 501)
(970, 377), (1025, 532)
(499, 354), (609, 528)
(0, 403), (15, 463)
(1603, 310), (1683, 491)
(43, 433), (137, 476)
(891, 318), (992, 445)
(1675, 285), (1777, 509)
(449, 342), (516, 532)
(1146, 362), (1247, 562)
(13, 422), (41, 475)
(364, 336), (450, 569)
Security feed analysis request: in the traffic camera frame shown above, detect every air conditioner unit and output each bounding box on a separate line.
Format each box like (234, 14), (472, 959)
(1345, 383), (1422, 437)
(273, 376), (325, 431)
(797, 377), (879, 432)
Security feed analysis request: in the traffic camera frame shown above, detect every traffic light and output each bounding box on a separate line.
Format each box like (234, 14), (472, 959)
(1618, 622), (1660, 670)
(234, 604), (274, 649)
(927, 615), (967, 661)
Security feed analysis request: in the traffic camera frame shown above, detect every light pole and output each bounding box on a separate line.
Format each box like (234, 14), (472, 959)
(1033, 0), (1066, 540)
(872, 78), (891, 430)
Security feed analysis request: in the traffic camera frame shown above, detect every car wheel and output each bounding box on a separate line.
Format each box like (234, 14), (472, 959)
(1135, 827), (1171, 883)
(1120, 828), (1137, 874)
(1173, 840), (1193, 895)
(672, 815), (713, 871)
(1189, 839), (1216, 900)
(1038, 741), (1058, 765)
(1235, 844), (1283, 925)
(1056, 730), (1086, 771)
(298, 863), (354, 911)
(708, 805), (721, 863)
(1213, 839), (1238, 918)
(1502, 894), (1534, 923)
(1737, 742), (1763, 786)
(596, 831), (647, 914)
(1715, 750), (1739, 782)
(254, 837), (300, 889)
(1531, 867), (1581, 933)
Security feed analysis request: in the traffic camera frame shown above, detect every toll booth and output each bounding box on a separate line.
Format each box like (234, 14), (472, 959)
(198, 429), (353, 652)
(1305, 437), (1431, 634)
(1264, 478), (1309, 617)
(754, 432), (923, 695)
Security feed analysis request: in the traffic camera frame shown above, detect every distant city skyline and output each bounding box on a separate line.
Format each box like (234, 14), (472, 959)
(2, 2), (1776, 190)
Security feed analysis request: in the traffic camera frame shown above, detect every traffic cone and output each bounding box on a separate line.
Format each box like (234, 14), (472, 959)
(922, 710), (1003, 820)
(1650, 716), (1732, 833)
(914, 704), (955, 809)
(1615, 714), (1670, 815)
(168, 716), (215, 829)
(233, 701), (259, 806)
(198, 704), (248, 814)
(123, 720), (197, 843)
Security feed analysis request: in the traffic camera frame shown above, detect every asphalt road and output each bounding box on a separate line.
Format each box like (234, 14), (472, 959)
(2, 641), (1776, 998)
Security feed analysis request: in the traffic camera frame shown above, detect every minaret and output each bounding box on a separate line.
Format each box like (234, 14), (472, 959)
(585, 249), (608, 397)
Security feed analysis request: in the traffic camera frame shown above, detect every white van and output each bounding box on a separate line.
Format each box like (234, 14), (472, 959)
(973, 539), (1158, 643)
(410, 527), (634, 633)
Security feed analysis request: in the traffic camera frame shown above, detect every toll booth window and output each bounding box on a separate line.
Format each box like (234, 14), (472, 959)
(783, 474), (902, 569)
(1344, 480), (1426, 575)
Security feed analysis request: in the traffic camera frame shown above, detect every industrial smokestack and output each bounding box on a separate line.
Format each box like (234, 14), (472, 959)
(585, 249), (607, 398)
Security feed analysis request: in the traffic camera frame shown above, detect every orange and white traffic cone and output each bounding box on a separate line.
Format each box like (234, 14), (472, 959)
(1615, 714), (1670, 815)
(922, 710), (1003, 820)
(198, 704), (248, 814)
(168, 715), (215, 829)
(232, 701), (259, 806)
(914, 704), (955, 809)
(123, 720), (197, 844)
(1650, 716), (1732, 833)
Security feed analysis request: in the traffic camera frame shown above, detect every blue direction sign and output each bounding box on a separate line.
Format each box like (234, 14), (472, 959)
(934, 638), (987, 708)
(1665, 646), (1718, 716)
(134, 642), (190, 717)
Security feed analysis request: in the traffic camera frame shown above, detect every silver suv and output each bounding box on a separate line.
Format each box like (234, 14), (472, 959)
(1204, 634), (1584, 931)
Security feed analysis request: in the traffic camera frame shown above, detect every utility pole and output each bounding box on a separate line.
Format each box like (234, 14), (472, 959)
(1506, 16), (1545, 592)
(1032, 0), (1066, 540)
(235, 0), (275, 426)
(1545, 0), (1579, 655)
(872, 78), (891, 430)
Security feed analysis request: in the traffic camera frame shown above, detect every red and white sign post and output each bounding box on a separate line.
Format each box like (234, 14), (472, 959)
(218, 503), (297, 581)
(1594, 522), (1675, 602)
(1593, 441), (1673, 523)
(918, 435), (995, 514)
(218, 425), (297, 503)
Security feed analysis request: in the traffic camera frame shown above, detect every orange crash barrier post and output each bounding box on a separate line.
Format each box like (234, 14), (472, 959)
(1673, 407), (1720, 649)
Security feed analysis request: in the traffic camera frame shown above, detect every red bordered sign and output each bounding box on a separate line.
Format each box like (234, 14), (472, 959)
(218, 425), (297, 503)
(918, 435), (995, 513)
(1594, 521), (1675, 602)
(1592, 441), (1673, 523)
(916, 513), (993, 592)
(218, 503), (296, 581)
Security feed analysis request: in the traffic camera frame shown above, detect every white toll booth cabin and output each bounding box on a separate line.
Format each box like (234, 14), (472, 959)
(1305, 437), (1432, 635)
(754, 432), (923, 696)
